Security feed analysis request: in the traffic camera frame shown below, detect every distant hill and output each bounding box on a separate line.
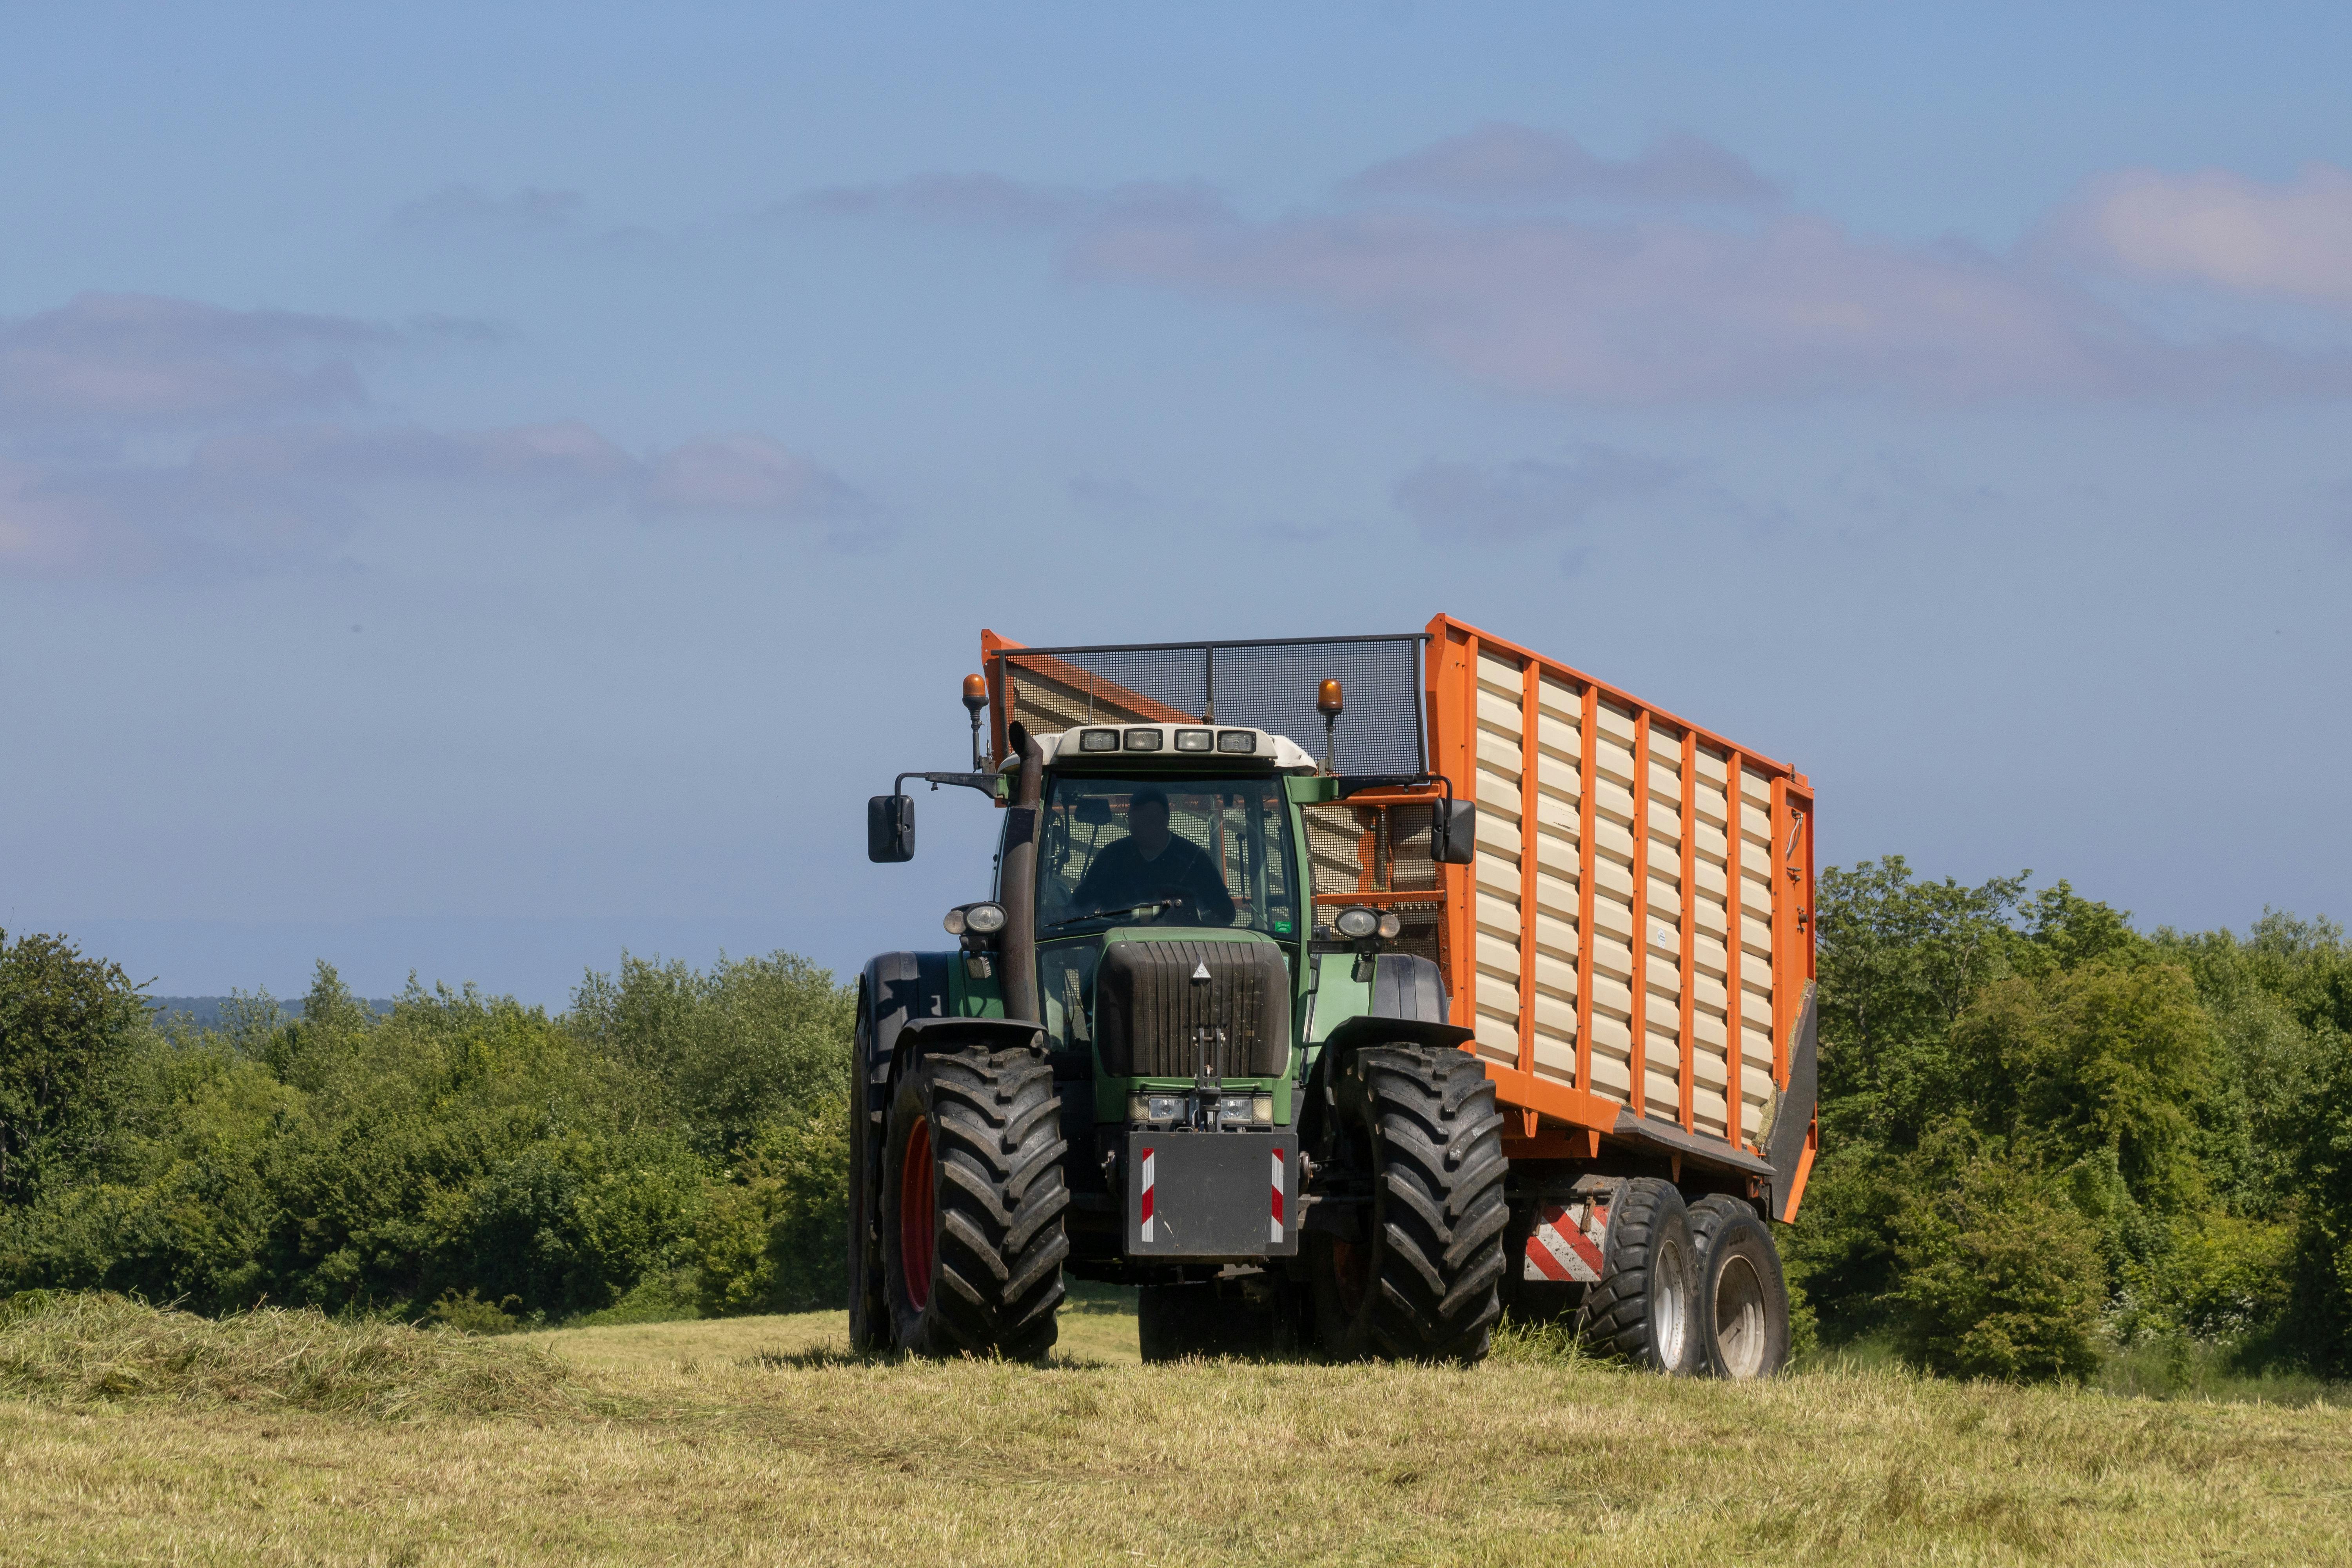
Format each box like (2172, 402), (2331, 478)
(147, 996), (397, 1029)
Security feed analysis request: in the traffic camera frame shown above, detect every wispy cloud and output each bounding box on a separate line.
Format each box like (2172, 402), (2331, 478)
(800, 127), (2352, 405)
(390, 185), (589, 238)
(1393, 446), (1684, 543)
(639, 433), (871, 523)
(0, 292), (874, 576)
(2047, 162), (2352, 307)
(0, 293), (386, 428)
(1345, 125), (1780, 209)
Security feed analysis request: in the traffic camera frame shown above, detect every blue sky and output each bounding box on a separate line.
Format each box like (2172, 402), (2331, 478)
(5, 3), (2348, 1004)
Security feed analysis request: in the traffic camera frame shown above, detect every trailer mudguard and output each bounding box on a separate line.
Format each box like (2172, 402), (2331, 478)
(1763, 984), (1819, 1223)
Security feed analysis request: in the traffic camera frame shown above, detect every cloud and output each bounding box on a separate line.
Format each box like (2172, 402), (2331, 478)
(1346, 125), (1779, 209)
(789, 173), (1222, 232)
(0, 291), (873, 576)
(640, 433), (870, 521)
(802, 129), (2352, 405)
(1393, 447), (1684, 543)
(2050, 163), (2352, 307)
(1073, 203), (2183, 401)
(390, 185), (589, 237)
(0, 419), (873, 576)
(0, 293), (385, 427)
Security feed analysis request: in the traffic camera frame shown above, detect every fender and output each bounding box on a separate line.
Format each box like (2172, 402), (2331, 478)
(856, 952), (954, 1108)
(1300, 953), (1462, 1152)
(888, 1015), (1049, 1081)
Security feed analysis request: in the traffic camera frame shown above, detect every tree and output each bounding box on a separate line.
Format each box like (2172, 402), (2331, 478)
(0, 931), (149, 1205)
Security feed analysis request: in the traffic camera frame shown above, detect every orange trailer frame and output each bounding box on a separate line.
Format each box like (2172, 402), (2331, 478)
(1418, 615), (1815, 1219)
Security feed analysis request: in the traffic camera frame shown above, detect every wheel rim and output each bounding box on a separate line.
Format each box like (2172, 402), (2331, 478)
(1713, 1253), (1768, 1379)
(1651, 1235), (1689, 1370)
(900, 1115), (936, 1312)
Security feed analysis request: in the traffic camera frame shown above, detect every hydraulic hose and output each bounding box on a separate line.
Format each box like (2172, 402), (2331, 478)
(997, 728), (1045, 1023)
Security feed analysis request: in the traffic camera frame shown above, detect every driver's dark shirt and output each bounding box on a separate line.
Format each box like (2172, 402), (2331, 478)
(1069, 831), (1236, 925)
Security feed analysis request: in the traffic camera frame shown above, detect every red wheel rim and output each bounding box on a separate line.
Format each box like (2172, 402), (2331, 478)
(900, 1116), (936, 1311)
(1332, 1238), (1370, 1317)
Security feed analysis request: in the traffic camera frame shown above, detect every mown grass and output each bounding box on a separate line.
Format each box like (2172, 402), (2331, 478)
(4, 1289), (2352, 1566)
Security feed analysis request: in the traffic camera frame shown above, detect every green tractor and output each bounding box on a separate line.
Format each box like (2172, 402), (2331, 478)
(849, 644), (1498, 1362)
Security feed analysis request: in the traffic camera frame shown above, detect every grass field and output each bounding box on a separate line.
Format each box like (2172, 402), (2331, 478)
(5, 1289), (2352, 1566)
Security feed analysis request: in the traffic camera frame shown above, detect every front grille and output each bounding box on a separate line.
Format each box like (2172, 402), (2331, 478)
(1095, 940), (1292, 1080)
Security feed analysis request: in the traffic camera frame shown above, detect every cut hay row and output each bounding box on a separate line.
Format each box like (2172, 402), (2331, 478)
(0, 1291), (589, 1420)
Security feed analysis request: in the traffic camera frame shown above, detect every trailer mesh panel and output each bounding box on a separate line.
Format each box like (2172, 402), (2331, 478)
(997, 635), (1426, 775)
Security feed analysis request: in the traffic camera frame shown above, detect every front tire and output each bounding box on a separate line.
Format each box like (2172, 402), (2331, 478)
(1687, 1194), (1790, 1379)
(881, 1044), (1069, 1359)
(1310, 1044), (1508, 1362)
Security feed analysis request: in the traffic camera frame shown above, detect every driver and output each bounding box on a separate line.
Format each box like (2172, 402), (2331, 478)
(1067, 786), (1236, 926)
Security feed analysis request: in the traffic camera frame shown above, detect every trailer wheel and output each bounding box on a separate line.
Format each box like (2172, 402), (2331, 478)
(881, 1044), (1070, 1360)
(1310, 1044), (1509, 1362)
(1687, 1194), (1790, 1379)
(846, 991), (889, 1354)
(1576, 1178), (1697, 1374)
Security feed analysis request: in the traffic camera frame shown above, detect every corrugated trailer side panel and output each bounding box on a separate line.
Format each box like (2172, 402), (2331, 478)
(1425, 615), (1814, 1169)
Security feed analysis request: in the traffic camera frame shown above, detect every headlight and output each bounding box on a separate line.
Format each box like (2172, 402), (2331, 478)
(1252, 1093), (1275, 1123)
(942, 906), (966, 935)
(1333, 906), (1380, 939)
(1377, 912), (1401, 940)
(964, 902), (1007, 935)
(1129, 1093), (1185, 1123)
(1217, 1097), (1257, 1126)
(1174, 728), (1213, 752)
(1123, 727), (1163, 751)
(1080, 728), (1120, 752)
(1216, 730), (1257, 753)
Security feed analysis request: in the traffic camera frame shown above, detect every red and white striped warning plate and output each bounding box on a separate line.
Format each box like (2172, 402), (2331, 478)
(1269, 1147), (1285, 1243)
(1139, 1147), (1156, 1243)
(1524, 1199), (1608, 1283)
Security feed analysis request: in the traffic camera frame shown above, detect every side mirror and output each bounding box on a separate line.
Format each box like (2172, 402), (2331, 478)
(1432, 798), (1477, 865)
(867, 795), (915, 862)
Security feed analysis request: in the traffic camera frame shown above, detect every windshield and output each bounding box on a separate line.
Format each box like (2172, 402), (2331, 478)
(1032, 775), (1298, 940)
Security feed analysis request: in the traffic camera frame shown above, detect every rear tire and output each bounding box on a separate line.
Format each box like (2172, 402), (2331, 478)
(1310, 1044), (1508, 1362)
(1687, 1194), (1790, 1379)
(881, 1044), (1070, 1359)
(846, 987), (889, 1354)
(1577, 1178), (1697, 1374)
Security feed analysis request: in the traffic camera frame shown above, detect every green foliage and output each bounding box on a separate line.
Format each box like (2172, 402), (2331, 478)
(1799, 860), (2352, 1384)
(569, 951), (853, 1159)
(1889, 1149), (2107, 1383)
(690, 1101), (852, 1317)
(0, 949), (857, 1331)
(0, 930), (150, 1205)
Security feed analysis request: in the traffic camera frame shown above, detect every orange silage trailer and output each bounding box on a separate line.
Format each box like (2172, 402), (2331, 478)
(1375, 617), (1816, 1221)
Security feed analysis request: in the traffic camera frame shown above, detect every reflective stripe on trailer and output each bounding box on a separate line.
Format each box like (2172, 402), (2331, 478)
(1524, 1200), (1607, 1283)
(1139, 1147), (1156, 1243)
(1269, 1147), (1286, 1243)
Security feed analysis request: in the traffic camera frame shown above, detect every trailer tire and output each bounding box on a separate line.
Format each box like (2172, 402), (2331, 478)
(1310, 1044), (1509, 1363)
(882, 1044), (1070, 1360)
(1687, 1194), (1790, 1380)
(1576, 1178), (1697, 1374)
